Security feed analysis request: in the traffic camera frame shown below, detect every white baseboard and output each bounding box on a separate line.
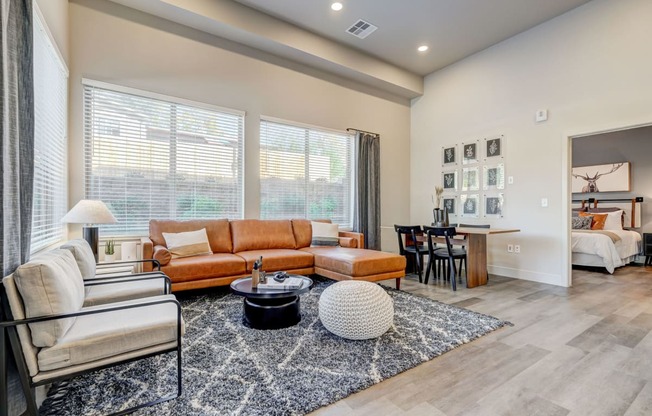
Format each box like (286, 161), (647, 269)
(487, 265), (567, 287)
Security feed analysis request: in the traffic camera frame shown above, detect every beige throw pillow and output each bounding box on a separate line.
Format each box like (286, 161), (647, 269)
(162, 228), (212, 259)
(311, 221), (340, 247)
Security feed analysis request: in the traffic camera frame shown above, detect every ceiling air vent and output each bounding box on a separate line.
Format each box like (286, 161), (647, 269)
(346, 19), (378, 39)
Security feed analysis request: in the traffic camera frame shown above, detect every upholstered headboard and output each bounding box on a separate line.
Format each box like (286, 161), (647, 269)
(571, 197), (643, 228)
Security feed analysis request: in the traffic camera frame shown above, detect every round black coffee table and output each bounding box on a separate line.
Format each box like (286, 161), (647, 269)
(230, 275), (313, 330)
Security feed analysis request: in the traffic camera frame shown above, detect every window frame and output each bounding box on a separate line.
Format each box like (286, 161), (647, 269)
(82, 79), (246, 237)
(259, 116), (356, 229)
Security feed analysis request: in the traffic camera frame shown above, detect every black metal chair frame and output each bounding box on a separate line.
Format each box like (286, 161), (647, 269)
(423, 226), (466, 291)
(0, 273), (182, 416)
(394, 225), (429, 283)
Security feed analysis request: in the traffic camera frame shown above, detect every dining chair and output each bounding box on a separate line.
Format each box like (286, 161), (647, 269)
(423, 226), (466, 291)
(394, 225), (429, 283)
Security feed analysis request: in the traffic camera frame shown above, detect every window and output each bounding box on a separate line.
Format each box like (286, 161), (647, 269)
(83, 81), (245, 236)
(259, 118), (354, 227)
(31, 9), (68, 252)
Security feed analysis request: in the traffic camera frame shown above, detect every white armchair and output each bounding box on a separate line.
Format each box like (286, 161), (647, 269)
(0, 249), (184, 415)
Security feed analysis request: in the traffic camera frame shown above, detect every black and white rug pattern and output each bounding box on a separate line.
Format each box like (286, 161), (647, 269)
(41, 278), (510, 415)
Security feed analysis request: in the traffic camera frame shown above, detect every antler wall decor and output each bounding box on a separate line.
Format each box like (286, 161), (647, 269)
(571, 162), (629, 193)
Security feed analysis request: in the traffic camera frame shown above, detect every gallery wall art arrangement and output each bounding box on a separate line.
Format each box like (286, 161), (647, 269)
(441, 135), (505, 218)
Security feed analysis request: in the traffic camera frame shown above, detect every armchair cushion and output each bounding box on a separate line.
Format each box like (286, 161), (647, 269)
(37, 295), (183, 372)
(60, 239), (96, 280)
(14, 250), (85, 347)
(83, 278), (167, 307)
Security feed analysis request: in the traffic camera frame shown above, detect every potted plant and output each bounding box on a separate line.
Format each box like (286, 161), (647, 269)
(104, 240), (116, 262)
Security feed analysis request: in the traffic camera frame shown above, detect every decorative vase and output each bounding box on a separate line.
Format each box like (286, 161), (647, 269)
(443, 207), (450, 227)
(433, 208), (445, 227)
(104, 254), (115, 263)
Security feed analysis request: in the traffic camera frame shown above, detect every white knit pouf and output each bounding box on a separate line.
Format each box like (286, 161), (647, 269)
(318, 281), (394, 340)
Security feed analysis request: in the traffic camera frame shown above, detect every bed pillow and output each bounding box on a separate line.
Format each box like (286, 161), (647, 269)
(602, 210), (624, 231)
(572, 216), (593, 230)
(579, 212), (607, 230)
(162, 228), (212, 258)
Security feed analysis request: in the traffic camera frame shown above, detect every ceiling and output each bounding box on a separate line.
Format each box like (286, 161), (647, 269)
(234, 0), (592, 76)
(107, 0), (593, 99)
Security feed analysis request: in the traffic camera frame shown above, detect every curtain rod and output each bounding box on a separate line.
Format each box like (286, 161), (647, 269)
(346, 127), (380, 137)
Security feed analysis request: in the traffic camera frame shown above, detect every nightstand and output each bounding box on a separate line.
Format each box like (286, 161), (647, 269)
(645, 233), (652, 266)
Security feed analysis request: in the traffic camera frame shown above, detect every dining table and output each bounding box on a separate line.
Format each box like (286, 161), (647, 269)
(417, 227), (520, 288)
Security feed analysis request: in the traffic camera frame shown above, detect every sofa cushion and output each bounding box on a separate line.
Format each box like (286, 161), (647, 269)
(150, 219), (233, 253)
(60, 239), (96, 280)
(301, 247), (406, 277)
(236, 249), (314, 273)
(163, 228), (212, 259)
(230, 220), (297, 252)
(37, 295), (182, 372)
(311, 221), (340, 247)
(153, 245), (172, 266)
(14, 250), (85, 347)
(291, 219), (313, 248)
(161, 253), (246, 283)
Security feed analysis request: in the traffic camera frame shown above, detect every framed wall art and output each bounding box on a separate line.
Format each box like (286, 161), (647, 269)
(462, 140), (479, 165)
(442, 195), (457, 216)
(484, 135), (503, 160)
(484, 193), (504, 218)
(461, 166), (479, 192)
(571, 162), (630, 193)
(460, 194), (479, 218)
(442, 145), (457, 167)
(442, 169), (458, 192)
(483, 163), (505, 190)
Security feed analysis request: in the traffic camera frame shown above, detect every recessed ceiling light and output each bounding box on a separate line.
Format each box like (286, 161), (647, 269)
(417, 45), (429, 52)
(331, 2), (343, 11)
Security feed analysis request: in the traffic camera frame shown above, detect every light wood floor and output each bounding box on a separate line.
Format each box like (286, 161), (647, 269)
(312, 264), (652, 416)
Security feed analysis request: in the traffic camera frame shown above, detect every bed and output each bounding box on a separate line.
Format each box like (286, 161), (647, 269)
(571, 198), (644, 273)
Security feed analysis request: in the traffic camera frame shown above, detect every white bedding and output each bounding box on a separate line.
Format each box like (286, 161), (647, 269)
(571, 229), (642, 273)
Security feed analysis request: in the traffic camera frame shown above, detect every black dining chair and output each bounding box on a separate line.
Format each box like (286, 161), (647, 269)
(394, 225), (429, 283)
(423, 226), (466, 291)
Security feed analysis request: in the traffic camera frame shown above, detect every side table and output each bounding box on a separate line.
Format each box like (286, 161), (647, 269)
(644, 233), (652, 266)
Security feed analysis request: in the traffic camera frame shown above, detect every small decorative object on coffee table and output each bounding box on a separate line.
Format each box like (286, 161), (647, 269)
(230, 274), (313, 330)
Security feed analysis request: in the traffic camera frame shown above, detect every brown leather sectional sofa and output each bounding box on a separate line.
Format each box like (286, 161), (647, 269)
(141, 219), (406, 292)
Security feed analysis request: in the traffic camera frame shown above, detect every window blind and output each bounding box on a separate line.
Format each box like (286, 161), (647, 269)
(83, 82), (244, 236)
(31, 10), (68, 252)
(260, 118), (354, 227)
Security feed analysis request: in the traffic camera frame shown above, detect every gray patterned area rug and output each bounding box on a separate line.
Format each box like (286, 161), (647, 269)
(40, 277), (510, 415)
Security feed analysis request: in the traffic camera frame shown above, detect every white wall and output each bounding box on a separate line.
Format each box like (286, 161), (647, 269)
(411, 0), (652, 286)
(68, 0), (410, 251)
(35, 0), (68, 63)
(573, 125), (652, 233)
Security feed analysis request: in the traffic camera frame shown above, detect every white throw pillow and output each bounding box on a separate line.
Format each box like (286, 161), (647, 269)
(602, 210), (624, 231)
(162, 228), (212, 258)
(61, 239), (97, 279)
(311, 221), (340, 247)
(14, 249), (85, 347)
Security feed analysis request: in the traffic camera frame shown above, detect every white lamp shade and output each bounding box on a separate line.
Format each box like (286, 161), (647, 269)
(61, 200), (117, 225)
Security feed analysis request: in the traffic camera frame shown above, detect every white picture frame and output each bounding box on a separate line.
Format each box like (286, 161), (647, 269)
(442, 195), (457, 216)
(442, 145), (457, 167)
(484, 193), (504, 218)
(483, 163), (505, 190)
(442, 169), (458, 192)
(460, 194), (479, 218)
(462, 140), (479, 165)
(462, 166), (480, 192)
(484, 135), (504, 160)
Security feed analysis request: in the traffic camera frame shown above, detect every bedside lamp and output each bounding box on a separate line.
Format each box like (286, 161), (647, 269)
(61, 200), (117, 262)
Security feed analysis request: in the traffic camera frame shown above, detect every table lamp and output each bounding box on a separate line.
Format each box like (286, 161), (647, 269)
(61, 200), (117, 262)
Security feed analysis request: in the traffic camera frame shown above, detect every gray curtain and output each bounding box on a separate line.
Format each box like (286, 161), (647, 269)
(1, 1), (34, 414)
(353, 132), (380, 250)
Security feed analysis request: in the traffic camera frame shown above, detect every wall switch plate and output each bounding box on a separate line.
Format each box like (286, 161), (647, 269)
(541, 198), (548, 207)
(507, 244), (514, 253)
(536, 109), (548, 122)
(508, 176), (514, 185)
(514, 245), (521, 253)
